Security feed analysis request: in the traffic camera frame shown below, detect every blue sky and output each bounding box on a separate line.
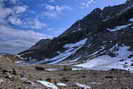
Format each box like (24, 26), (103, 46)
(0, 0), (127, 53)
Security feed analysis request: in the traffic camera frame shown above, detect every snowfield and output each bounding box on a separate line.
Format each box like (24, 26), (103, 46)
(75, 55), (119, 70)
(75, 45), (133, 72)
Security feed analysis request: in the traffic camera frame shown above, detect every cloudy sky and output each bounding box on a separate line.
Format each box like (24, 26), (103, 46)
(0, 0), (126, 54)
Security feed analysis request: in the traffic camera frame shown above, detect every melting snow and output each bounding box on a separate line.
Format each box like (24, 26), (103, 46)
(20, 48), (79, 65)
(107, 24), (131, 31)
(64, 38), (87, 48)
(76, 83), (91, 89)
(69, 56), (81, 63)
(75, 46), (133, 71)
(115, 46), (132, 59)
(75, 55), (118, 70)
(37, 80), (58, 89)
(48, 48), (80, 64)
(45, 68), (62, 71)
(129, 18), (133, 22)
(19, 38), (88, 65)
(56, 83), (67, 86)
(107, 57), (133, 71)
(25, 38), (87, 65)
(37, 80), (67, 89)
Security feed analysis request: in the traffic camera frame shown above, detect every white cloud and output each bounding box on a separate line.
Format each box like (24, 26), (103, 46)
(0, 25), (51, 54)
(46, 27), (65, 37)
(81, 0), (95, 8)
(0, 8), (12, 18)
(0, 7), (12, 24)
(44, 11), (58, 18)
(8, 17), (47, 29)
(14, 5), (27, 14)
(46, 5), (71, 12)
(44, 5), (72, 18)
(28, 19), (47, 29)
(8, 16), (23, 25)
(56, 5), (71, 12)
(0, 0), (18, 4)
(0, 0), (28, 25)
(46, 5), (55, 11)
(48, 0), (55, 3)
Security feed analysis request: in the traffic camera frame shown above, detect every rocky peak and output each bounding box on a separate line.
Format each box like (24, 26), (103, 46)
(30, 39), (51, 50)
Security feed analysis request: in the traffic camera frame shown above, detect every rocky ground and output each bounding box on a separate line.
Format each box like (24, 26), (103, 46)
(0, 55), (133, 89)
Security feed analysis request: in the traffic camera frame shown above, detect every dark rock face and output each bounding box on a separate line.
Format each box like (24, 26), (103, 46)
(19, 39), (52, 60)
(19, 1), (133, 63)
(30, 39), (51, 50)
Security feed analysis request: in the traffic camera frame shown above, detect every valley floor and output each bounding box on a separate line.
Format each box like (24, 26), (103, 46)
(0, 63), (133, 89)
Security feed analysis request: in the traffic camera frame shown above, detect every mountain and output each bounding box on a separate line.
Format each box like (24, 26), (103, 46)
(0, 53), (22, 65)
(18, 0), (133, 70)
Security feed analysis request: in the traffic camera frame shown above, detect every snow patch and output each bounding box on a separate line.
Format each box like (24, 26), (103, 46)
(45, 68), (62, 71)
(37, 80), (67, 89)
(129, 18), (133, 22)
(76, 83), (91, 89)
(107, 24), (131, 31)
(57, 83), (67, 86)
(69, 56), (81, 63)
(115, 46), (132, 59)
(37, 80), (58, 89)
(64, 38), (87, 48)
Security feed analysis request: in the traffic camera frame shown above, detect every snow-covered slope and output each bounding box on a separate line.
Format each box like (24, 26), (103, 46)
(17, 38), (87, 65)
(75, 55), (133, 72)
(75, 45), (133, 71)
